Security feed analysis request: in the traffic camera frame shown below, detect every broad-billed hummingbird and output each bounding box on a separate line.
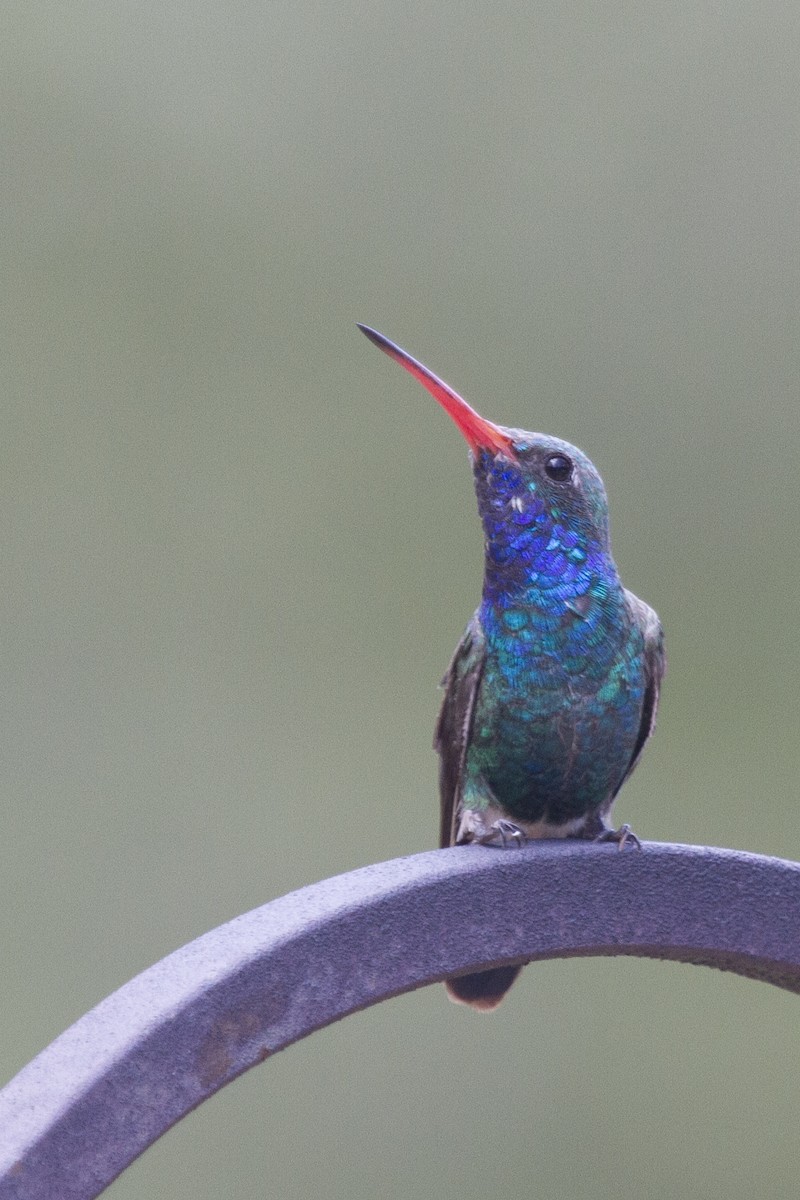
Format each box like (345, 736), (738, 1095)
(358, 324), (665, 1010)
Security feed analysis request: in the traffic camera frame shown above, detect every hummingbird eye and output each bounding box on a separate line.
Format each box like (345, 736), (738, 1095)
(544, 453), (573, 482)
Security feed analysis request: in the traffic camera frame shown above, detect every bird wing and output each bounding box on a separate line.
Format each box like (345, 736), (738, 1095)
(434, 615), (486, 848)
(612, 592), (667, 797)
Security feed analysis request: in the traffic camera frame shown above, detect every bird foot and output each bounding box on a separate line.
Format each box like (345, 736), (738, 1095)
(476, 819), (526, 848)
(456, 810), (526, 848)
(594, 822), (641, 851)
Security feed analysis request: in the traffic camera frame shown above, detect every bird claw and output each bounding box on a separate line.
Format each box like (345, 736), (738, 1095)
(594, 822), (641, 851)
(456, 808), (526, 848)
(477, 819), (526, 849)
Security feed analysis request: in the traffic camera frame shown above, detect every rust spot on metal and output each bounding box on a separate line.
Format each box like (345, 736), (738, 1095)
(195, 1011), (262, 1090)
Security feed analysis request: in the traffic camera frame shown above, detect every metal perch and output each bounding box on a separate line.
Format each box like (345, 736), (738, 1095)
(2, 840), (800, 1200)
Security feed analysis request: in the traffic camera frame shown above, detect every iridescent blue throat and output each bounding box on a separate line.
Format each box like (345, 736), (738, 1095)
(472, 450), (627, 680)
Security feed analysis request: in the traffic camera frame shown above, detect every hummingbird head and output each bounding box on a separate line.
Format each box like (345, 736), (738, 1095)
(358, 324), (613, 598)
(470, 430), (611, 543)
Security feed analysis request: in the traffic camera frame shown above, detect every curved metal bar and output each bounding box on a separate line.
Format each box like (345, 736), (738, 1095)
(2, 840), (800, 1199)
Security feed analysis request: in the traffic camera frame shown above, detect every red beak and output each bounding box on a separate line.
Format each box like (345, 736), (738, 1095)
(358, 324), (517, 460)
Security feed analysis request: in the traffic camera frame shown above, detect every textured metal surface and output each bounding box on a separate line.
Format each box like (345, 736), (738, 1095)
(2, 840), (800, 1199)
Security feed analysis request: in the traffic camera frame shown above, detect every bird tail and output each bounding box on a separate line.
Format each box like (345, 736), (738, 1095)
(445, 965), (522, 1011)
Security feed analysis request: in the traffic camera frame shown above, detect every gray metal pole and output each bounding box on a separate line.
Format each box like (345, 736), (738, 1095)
(2, 840), (800, 1199)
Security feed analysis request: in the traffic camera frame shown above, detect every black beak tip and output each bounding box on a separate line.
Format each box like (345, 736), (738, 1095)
(356, 322), (389, 351)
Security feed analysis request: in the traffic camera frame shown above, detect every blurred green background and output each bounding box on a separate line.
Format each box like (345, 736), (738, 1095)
(3, 1), (800, 1196)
